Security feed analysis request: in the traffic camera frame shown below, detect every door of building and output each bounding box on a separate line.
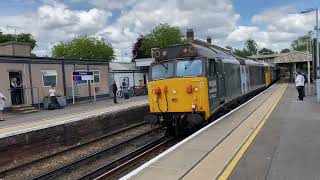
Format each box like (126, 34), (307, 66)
(9, 71), (24, 105)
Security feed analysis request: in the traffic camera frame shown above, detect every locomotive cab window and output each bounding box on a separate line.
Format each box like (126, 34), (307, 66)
(151, 62), (174, 80)
(176, 60), (203, 77)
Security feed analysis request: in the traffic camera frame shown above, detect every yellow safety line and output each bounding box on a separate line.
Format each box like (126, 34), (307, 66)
(218, 83), (288, 180)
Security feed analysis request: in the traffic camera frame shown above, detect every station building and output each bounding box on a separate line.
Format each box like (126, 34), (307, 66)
(250, 51), (312, 82)
(109, 62), (149, 89)
(0, 41), (110, 111)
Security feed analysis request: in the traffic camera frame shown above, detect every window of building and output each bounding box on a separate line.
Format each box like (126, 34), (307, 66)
(42, 70), (57, 87)
(93, 70), (100, 83)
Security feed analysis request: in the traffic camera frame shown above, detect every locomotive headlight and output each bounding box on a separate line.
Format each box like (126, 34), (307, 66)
(162, 50), (167, 56)
(192, 104), (197, 111)
(189, 46), (196, 53)
(154, 51), (161, 58)
(182, 48), (188, 53)
(194, 87), (199, 92)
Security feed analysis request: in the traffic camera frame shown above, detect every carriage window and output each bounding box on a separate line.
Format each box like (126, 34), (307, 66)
(176, 60), (202, 77)
(151, 62), (174, 80)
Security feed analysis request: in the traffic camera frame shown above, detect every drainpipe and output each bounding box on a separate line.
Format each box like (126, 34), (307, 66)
(28, 62), (34, 104)
(61, 60), (67, 96)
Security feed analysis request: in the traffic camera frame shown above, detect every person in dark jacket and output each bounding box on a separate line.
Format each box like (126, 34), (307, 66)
(112, 80), (118, 103)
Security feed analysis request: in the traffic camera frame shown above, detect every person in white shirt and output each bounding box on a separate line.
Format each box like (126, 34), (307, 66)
(295, 71), (305, 101)
(0, 90), (7, 121)
(49, 85), (62, 109)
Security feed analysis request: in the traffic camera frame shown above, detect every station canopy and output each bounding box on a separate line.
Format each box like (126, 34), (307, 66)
(274, 51), (311, 64)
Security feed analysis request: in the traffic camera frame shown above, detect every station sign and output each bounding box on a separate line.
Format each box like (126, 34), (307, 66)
(72, 71), (94, 81)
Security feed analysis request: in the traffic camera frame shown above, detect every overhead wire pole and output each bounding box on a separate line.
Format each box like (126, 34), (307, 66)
(5, 25), (23, 41)
(301, 8), (319, 102)
(316, 8), (320, 102)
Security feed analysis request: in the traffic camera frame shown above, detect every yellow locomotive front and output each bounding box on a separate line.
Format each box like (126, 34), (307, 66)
(145, 45), (211, 135)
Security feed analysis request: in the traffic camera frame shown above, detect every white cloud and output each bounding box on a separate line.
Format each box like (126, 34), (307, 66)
(227, 5), (315, 51)
(1, 0), (240, 60)
(3, 0), (312, 59)
(94, 0), (240, 60)
(1, 1), (112, 56)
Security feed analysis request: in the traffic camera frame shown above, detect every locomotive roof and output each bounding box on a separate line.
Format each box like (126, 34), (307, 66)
(151, 40), (271, 67)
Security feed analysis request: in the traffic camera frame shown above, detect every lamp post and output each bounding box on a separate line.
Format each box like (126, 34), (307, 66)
(301, 8), (319, 101)
(301, 39), (312, 94)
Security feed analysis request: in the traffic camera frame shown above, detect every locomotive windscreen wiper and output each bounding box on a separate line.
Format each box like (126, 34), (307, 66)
(184, 61), (193, 71)
(160, 64), (168, 71)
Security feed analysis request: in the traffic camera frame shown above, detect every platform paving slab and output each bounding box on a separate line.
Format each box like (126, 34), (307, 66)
(183, 83), (286, 180)
(229, 84), (320, 180)
(0, 96), (147, 129)
(126, 83), (285, 180)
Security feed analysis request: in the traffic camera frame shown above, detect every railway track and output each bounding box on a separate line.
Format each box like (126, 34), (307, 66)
(94, 137), (177, 180)
(0, 122), (156, 179)
(32, 127), (165, 180)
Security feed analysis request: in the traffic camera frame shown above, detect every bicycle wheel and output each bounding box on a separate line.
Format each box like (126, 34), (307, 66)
(129, 90), (134, 97)
(117, 90), (123, 98)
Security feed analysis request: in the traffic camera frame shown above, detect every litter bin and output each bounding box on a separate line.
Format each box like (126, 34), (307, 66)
(123, 89), (130, 99)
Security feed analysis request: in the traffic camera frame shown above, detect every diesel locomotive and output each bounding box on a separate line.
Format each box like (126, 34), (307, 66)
(145, 40), (278, 136)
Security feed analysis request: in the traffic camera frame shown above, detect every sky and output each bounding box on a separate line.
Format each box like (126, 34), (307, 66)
(0, 0), (319, 61)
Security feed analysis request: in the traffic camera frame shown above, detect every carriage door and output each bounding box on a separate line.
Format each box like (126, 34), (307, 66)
(240, 65), (248, 93)
(216, 59), (225, 103)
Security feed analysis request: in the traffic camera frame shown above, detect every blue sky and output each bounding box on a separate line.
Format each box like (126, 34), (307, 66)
(0, 0), (318, 59)
(233, 0), (319, 25)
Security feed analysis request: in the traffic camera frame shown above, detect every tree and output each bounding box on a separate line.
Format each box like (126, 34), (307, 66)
(141, 23), (184, 57)
(132, 35), (149, 60)
(0, 33), (37, 49)
(291, 31), (312, 52)
(244, 39), (258, 55)
(280, 48), (290, 53)
(233, 48), (251, 58)
(258, 48), (275, 55)
(52, 36), (115, 61)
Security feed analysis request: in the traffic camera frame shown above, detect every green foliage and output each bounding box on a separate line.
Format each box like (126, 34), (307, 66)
(280, 48), (291, 53)
(132, 35), (149, 60)
(141, 23), (184, 57)
(52, 35), (115, 61)
(0, 33), (37, 49)
(258, 48), (275, 55)
(245, 39), (258, 55)
(233, 48), (251, 58)
(291, 31), (312, 52)
(233, 39), (259, 58)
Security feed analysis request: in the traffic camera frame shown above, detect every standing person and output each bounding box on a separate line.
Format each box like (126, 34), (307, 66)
(0, 90), (7, 121)
(49, 85), (62, 109)
(10, 78), (18, 105)
(122, 79), (127, 89)
(112, 80), (118, 103)
(295, 71), (305, 101)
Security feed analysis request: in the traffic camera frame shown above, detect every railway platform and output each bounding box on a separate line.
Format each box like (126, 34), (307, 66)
(123, 82), (320, 180)
(0, 96), (148, 172)
(0, 96), (148, 138)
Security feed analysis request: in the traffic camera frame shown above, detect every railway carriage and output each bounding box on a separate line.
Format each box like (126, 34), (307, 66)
(145, 41), (278, 136)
